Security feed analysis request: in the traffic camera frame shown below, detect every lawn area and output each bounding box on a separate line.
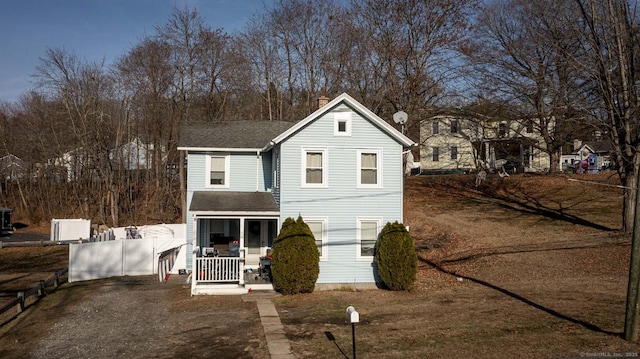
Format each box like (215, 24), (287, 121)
(1, 172), (640, 358)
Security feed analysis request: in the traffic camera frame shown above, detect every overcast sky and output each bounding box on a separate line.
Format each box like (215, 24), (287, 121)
(0, 0), (265, 103)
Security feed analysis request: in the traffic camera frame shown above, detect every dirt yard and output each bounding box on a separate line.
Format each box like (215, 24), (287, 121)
(1, 173), (640, 358)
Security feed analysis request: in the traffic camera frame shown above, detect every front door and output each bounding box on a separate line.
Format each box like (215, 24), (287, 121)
(244, 219), (278, 269)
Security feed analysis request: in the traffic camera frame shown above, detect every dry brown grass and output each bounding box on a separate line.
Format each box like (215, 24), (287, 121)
(1, 173), (639, 358)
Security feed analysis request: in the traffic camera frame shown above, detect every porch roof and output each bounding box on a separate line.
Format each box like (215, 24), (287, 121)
(189, 191), (280, 213)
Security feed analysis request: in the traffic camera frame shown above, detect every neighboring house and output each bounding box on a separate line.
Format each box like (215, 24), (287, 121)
(109, 137), (160, 171)
(561, 140), (612, 173)
(178, 93), (415, 295)
(0, 154), (26, 180)
(420, 115), (551, 173)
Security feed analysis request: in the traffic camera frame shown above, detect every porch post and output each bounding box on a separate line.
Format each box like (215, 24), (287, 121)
(191, 214), (197, 295)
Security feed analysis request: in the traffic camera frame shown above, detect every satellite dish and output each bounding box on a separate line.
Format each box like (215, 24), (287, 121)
(393, 111), (408, 125)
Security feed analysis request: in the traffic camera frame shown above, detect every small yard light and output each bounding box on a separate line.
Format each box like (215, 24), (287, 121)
(346, 306), (359, 359)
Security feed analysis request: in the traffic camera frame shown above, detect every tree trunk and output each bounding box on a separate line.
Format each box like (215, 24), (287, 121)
(623, 168), (638, 233)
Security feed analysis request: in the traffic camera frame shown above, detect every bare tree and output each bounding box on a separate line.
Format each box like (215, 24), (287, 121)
(570, 0), (640, 232)
(469, 0), (589, 173)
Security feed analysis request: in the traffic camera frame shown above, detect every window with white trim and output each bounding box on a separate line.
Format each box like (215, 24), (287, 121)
(334, 112), (352, 136)
(357, 149), (382, 188)
(206, 154), (229, 187)
(357, 218), (381, 259)
(301, 147), (328, 187)
(306, 218), (328, 260)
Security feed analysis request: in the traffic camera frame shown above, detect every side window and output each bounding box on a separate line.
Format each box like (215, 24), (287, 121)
(450, 119), (458, 134)
(432, 147), (440, 162)
(357, 218), (381, 260)
(432, 121), (439, 135)
(301, 147), (328, 188)
(206, 154), (229, 188)
(450, 146), (458, 160)
(306, 218), (328, 260)
(357, 149), (382, 188)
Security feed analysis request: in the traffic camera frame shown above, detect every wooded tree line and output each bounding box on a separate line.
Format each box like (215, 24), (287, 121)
(0, 0), (638, 231)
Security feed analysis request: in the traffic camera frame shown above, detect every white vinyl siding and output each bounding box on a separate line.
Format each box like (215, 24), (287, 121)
(301, 147), (328, 188)
(357, 217), (381, 260)
(357, 149), (382, 188)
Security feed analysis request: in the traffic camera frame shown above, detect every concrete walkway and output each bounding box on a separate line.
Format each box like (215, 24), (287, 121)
(243, 293), (295, 359)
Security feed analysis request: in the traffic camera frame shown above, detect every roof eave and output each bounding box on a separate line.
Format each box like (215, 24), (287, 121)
(177, 147), (262, 152)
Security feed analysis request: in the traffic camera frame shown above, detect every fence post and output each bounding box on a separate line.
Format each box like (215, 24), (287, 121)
(54, 272), (60, 288)
(38, 280), (45, 297)
(17, 292), (25, 313)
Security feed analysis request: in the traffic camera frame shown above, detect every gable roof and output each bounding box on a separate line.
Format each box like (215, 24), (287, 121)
(178, 120), (296, 151)
(189, 191), (279, 214)
(265, 93), (415, 149)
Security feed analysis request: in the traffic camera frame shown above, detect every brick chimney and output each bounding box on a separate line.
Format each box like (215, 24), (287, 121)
(317, 95), (329, 109)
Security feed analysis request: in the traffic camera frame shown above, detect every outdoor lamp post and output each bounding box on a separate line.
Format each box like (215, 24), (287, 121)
(346, 306), (360, 359)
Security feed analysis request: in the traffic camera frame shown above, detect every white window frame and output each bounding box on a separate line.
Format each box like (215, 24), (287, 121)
(305, 217), (328, 261)
(301, 147), (328, 188)
(356, 217), (382, 260)
(357, 149), (383, 188)
(334, 112), (352, 136)
(205, 154), (230, 188)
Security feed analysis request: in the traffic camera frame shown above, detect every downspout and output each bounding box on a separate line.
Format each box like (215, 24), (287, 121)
(256, 150), (261, 191)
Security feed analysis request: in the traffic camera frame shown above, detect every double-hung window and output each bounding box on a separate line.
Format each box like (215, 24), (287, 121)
(432, 147), (440, 162)
(432, 121), (439, 135)
(357, 217), (381, 259)
(206, 154), (229, 188)
(305, 217), (328, 260)
(450, 146), (458, 160)
(357, 149), (382, 188)
(302, 147), (328, 187)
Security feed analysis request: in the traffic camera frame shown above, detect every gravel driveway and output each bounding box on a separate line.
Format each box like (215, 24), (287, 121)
(28, 276), (270, 359)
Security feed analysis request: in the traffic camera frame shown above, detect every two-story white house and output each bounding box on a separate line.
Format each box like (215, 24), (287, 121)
(178, 93), (415, 295)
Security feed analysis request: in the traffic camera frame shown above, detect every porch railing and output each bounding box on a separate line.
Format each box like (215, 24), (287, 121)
(194, 257), (243, 283)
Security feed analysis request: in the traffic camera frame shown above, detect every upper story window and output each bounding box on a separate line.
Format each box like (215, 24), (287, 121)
(206, 154), (229, 188)
(432, 147), (440, 162)
(526, 120), (534, 133)
(334, 112), (352, 136)
(306, 217), (328, 260)
(450, 119), (459, 134)
(432, 120), (439, 135)
(301, 147), (328, 188)
(498, 123), (507, 138)
(357, 149), (382, 188)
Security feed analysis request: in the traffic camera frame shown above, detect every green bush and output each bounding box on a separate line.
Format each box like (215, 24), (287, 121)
(271, 216), (320, 295)
(374, 221), (417, 291)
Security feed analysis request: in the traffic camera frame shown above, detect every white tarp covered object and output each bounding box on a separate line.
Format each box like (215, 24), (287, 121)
(51, 218), (91, 242)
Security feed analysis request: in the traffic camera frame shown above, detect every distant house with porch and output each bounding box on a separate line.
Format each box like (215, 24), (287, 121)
(420, 115), (550, 173)
(178, 93), (415, 295)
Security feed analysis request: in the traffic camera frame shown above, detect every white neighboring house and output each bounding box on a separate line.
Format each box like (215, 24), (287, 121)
(48, 138), (161, 181)
(0, 154), (26, 180)
(420, 115), (551, 173)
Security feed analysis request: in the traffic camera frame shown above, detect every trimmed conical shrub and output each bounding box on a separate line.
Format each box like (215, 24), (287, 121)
(271, 216), (320, 294)
(374, 221), (417, 291)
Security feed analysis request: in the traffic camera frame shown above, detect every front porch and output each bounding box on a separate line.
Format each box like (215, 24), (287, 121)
(192, 255), (275, 295)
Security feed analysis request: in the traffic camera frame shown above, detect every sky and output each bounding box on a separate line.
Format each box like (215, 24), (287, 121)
(0, 0), (266, 104)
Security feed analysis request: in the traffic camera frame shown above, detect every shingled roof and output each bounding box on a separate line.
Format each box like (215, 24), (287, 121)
(189, 191), (279, 213)
(178, 121), (296, 149)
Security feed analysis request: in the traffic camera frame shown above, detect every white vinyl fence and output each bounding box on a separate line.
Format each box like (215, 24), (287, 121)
(68, 237), (187, 282)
